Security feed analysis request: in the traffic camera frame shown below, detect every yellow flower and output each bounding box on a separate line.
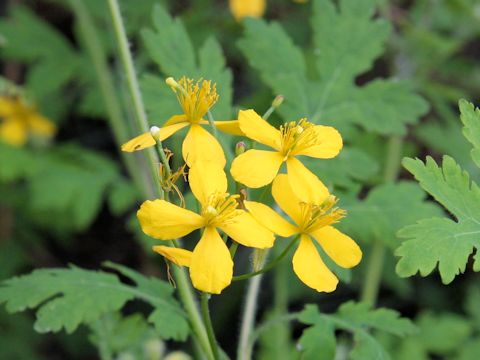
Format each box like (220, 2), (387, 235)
(229, 0), (266, 21)
(244, 174), (361, 292)
(122, 77), (243, 167)
(137, 161), (274, 294)
(230, 109), (342, 204)
(0, 96), (56, 147)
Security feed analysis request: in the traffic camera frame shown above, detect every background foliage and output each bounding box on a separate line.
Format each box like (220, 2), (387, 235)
(0, 0), (479, 359)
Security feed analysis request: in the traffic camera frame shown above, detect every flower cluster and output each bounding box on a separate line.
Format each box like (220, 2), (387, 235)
(122, 77), (362, 294)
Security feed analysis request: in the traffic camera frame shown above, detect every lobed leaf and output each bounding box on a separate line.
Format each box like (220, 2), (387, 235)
(141, 5), (233, 121)
(298, 302), (416, 360)
(396, 155), (480, 283)
(0, 263), (189, 341)
(238, 0), (428, 136)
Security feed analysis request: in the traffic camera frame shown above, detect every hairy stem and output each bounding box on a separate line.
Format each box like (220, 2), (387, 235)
(104, 1), (214, 358)
(237, 255), (268, 360)
(68, 0), (153, 197)
(201, 293), (220, 360)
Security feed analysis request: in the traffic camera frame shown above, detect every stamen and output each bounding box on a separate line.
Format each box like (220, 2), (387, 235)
(202, 192), (241, 226)
(298, 195), (346, 233)
(279, 118), (317, 157)
(167, 77), (219, 123)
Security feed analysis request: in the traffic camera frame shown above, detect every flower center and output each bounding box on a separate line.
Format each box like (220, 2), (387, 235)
(201, 192), (242, 227)
(168, 77), (219, 123)
(298, 195), (346, 233)
(279, 118), (316, 159)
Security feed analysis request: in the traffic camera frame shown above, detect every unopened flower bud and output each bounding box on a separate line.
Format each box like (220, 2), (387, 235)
(235, 141), (246, 156)
(150, 126), (161, 139)
(272, 95), (284, 108)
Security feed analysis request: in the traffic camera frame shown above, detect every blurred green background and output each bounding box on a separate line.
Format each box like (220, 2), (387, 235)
(1, 0), (480, 359)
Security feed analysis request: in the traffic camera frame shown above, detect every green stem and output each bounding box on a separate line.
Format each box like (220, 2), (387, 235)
(360, 135), (403, 305)
(68, 0), (154, 197)
(271, 246), (291, 360)
(106, 0), (163, 195)
(237, 254), (268, 360)
(105, 1), (213, 357)
(232, 236), (299, 281)
(200, 293), (220, 360)
(262, 105), (276, 120)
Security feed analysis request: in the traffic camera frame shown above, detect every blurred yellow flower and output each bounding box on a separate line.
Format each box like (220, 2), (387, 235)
(138, 161), (274, 294)
(229, 0), (266, 21)
(0, 96), (56, 147)
(122, 77), (242, 167)
(230, 109), (342, 204)
(245, 174), (362, 292)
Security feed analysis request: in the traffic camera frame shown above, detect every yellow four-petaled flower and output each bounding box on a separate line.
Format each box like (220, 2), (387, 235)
(245, 174), (362, 292)
(121, 77), (242, 167)
(138, 161), (274, 294)
(231, 109), (342, 203)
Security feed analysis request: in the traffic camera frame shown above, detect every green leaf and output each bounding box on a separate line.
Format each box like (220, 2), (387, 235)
(0, 6), (80, 98)
(238, 0), (427, 136)
(0, 142), (37, 182)
(340, 182), (442, 248)
(459, 99), (480, 167)
(103, 262), (190, 341)
(141, 5), (232, 121)
(89, 312), (161, 359)
(298, 306), (336, 360)
(396, 156), (480, 283)
(415, 312), (472, 354)
(28, 145), (120, 231)
(335, 302), (416, 337)
(298, 302), (416, 360)
(0, 263), (189, 340)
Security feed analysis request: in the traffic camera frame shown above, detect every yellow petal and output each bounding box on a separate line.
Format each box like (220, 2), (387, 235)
(310, 226), (362, 268)
(292, 125), (343, 158)
(28, 114), (56, 137)
(238, 109), (281, 149)
(0, 119), (27, 146)
(121, 132), (156, 152)
(219, 211), (274, 248)
(292, 234), (338, 292)
(0, 97), (18, 117)
(243, 200), (298, 237)
(137, 200), (204, 240)
(230, 149), (283, 188)
(271, 174), (303, 225)
(153, 245), (192, 267)
(190, 227), (233, 294)
(213, 120), (244, 136)
(286, 157), (329, 204)
(189, 161), (227, 206)
(182, 124), (226, 167)
(229, 0), (266, 21)
(164, 114), (188, 126)
(158, 122), (189, 141)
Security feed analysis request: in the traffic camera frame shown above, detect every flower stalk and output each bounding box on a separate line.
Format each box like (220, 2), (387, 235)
(105, 1), (214, 358)
(201, 293), (220, 360)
